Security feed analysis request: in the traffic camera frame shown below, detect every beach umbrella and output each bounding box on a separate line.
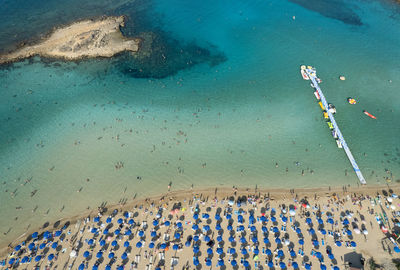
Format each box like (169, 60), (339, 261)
(240, 236), (247, 243)
(343, 219), (349, 225)
(114, 229), (120, 235)
(354, 228), (361, 234)
(265, 248), (272, 255)
(231, 260), (237, 266)
(151, 231), (157, 237)
(275, 237), (281, 244)
(207, 248), (213, 255)
(111, 240), (117, 247)
(176, 222), (182, 228)
(252, 236), (258, 243)
(290, 250), (296, 257)
(108, 252), (115, 259)
(28, 243), (35, 250)
(136, 241), (143, 248)
(394, 246), (400, 253)
(193, 213), (199, 220)
(129, 219), (135, 225)
(282, 217), (288, 223)
(8, 258), (15, 265)
(254, 248), (260, 255)
(192, 224), (199, 231)
(229, 236), (235, 242)
(92, 265), (98, 270)
(83, 251), (90, 258)
(105, 265), (111, 270)
(261, 215), (268, 222)
(32, 232), (38, 239)
(202, 213), (209, 219)
(268, 261), (274, 268)
(124, 241), (130, 247)
(318, 218), (323, 224)
(55, 230), (62, 237)
(106, 217), (112, 223)
(271, 216), (276, 222)
(363, 229), (368, 235)
(165, 221), (171, 226)
(293, 262), (299, 269)
(88, 239), (94, 245)
(229, 248), (236, 254)
(306, 218), (312, 224)
(350, 241), (357, 247)
(173, 244), (179, 250)
(94, 216), (100, 222)
(193, 257), (199, 266)
(309, 228), (315, 235)
(149, 242), (155, 249)
(125, 229), (132, 236)
(226, 214), (232, 220)
(215, 214), (221, 221)
(321, 229), (327, 235)
(329, 253), (335, 260)
(249, 215), (255, 224)
(39, 243), (46, 249)
(203, 225), (210, 232)
(21, 256), (28, 263)
(321, 264), (327, 270)
(100, 240), (106, 246)
(227, 225), (233, 231)
(280, 262), (286, 269)
(289, 209), (296, 216)
(305, 263), (311, 270)
(14, 245), (21, 251)
(238, 225), (245, 231)
(241, 248), (248, 255)
(35, 255), (42, 262)
(238, 215), (244, 223)
(216, 224), (222, 231)
(216, 247), (223, 255)
(103, 228), (109, 235)
(333, 266), (339, 270)
(335, 241), (342, 247)
(96, 251), (103, 258)
(244, 260), (250, 267)
(206, 258), (212, 267)
(43, 231), (51, 239)
(117, 218), (123, 224)
(277, 250), (284, 257)
(185, 241), (191, 247)
(347, 230), (352, 236)
(316, 252), (322, 259)
(153, 220), (159, 226)
(313, 240), (319, 246)
(217, 235), (223, 242)
(218, 259), (224, 267)
(273, 227), (279, 233)
(264, 237), (270, 244)
(193, 246), (200, 253)
(193, 235), (200, 242)
(298, 239), (304, 245)
(262, 226), (268, 232)
(138, 231), (145, 237)
(121, 252), (128, 260)
(91, 228), (98, 234)
(48, 254), (54, 261)
(172, 232), (180, 239)
(327, 218), (334, 224)
(78, 263), (85, 270)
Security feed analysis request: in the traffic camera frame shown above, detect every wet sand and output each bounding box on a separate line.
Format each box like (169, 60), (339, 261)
(0, 16), (140, 64)
(1, 183), (399, 269)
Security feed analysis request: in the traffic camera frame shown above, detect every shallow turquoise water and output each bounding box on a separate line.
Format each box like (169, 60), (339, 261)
(0, 0), (399, 245)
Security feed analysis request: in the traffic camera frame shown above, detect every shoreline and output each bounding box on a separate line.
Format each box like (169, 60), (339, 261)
(2, 182), (398, 257)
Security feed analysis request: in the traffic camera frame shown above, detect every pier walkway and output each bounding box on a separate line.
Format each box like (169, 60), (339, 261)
(303, 67), (366, 185)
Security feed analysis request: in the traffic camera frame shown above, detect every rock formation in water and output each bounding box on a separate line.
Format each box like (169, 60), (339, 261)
(0, 16), (140, 64)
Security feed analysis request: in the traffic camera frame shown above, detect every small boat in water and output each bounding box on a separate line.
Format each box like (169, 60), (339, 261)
(301, 69), (309, 80)
(318, 101), (325, 110)
(332, 130), (338, 139)
(314, 91), (320, 100)
(328, 103), (336, 114)
(347, 98), (356, 105)
(323, 111), (328, 119)
(363, 110), (377, 119)
(327, 122), (334, 129)
(336, 139), (343, 148)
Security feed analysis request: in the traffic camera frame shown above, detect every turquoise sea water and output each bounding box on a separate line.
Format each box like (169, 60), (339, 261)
(0, 0), (400, 245)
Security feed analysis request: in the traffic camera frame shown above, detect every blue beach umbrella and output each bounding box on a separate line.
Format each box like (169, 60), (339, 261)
(193, 257), (199, 266)
(28, 243), (35, 250)
(262, 226), (268, 232)
(202, 213), (209, 219)
(321, 264), (327, 270)
(309, 228), (315, 235)
(265, 249), (272, 255)
(335, 241), (342, 247)
(347, 230), (352, 236)
(293, 262), (299, 269)
(227, 225), (233, 231)
(91, 228), (98, 234)
(305, 263), (311, 270)
(138, 231), (144, 237)
(318, 218), (323, 224)
(217, 235), (223, 242)
(111, 240), (117, 247)
(55, 230), (62, 237)
(193, 246), (200, 253)
(83, 251), (90, 258)
(241, 248), (248, 255)
(306, 218), (312, 224)
(264, 237), (270, 244)
(43, 231), (51, 239)
(216, 247), (223, 255)
(8, 258), (15, 265)
(273, 227), (279, 233)
(298, 239), (304, 245)
(329, 253), (335, 260)
(114, 229), (120, 235)
(32, 232), (38, 239)
(327, 218), (334, 224)
(249, 215), (255, 224)
(278, 250), (284, 257)
(21, 256), (29, 263)
(151, 231), (157, 237)
(229, 248), (236, 254)
(78, 263), (85, 270)
(394, 246), (400, 253)
(174, 232), (181, 239)
(149, 242), (155, 249)
(218, 259), (224, 267)
(333, 267), (340, 270)
(92, 265), (98, 270)
(280, 262), (286, 269)
(100, 240), (106, 246)
(321, 229), (327, 235)
(94, 216), (100, 222)
(290, 250), (296, 257)
(252, 236), (258, 243)
(206, 258), (212, 267)
(240, 236), (247, 243)
(261, 216), (267, 222)
(313, 240), (319, 246)
(153, 220), (159, 226)
(35, 255), (42, 262)
(136, 241), (143, 248)
(88, 239), (94, 245)
(350, 241), (357, 247)
(231, 260), (238, 266)
(229, 236), (235, 242)
(96, 251), (103, 258)
(105, 265), (111, 270)
(216, 224), (222, 231)
(103, 228), (109, 235)
(121, 252), (128, 260)
(316, 252), (322, 259)
(193, 213), (199, 220)
(193, 235), (200, 242)
(254, 248), (260, 255)
(108, 252), (115, 259)
(226, 214), (232, 220)
(165, 221), (171, 226)
(207, 248), (213, 255)
(215, 214), (221, 221)
(244, 260), (250, 267)
(250, 225), (256, 232)
(125, 229), (132, 236)
(343, 219), (349, 225)
(124, 241), (130, 247)
(204, 235), (210, 242)
(14, 245), (21, 251)
(106, 217), (112, 223)
(268, 261), (274, 268)
(275, 237), (281, 244)
(238, 225), (245, 231)
(39, 243), (46, 249)
(129, 219), (135, 225)
(48, 254), (54, 261)
(192, 224), (199, 231)
(271, 216), (276, 222)
(176, 222), (182, 228)
(185, 241), (191, 247)
(117, 218), (123, 224)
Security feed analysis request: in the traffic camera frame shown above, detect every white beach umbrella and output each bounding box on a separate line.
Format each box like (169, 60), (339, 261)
(363, 230), (368, 235)
(289, 210), (296, 216)
(69, 250), (77, 257)
(387, 197), (393, 202)
(353, 228), (361, 234)
(391, 205), (395, 210)
(284, 239), (290, 246)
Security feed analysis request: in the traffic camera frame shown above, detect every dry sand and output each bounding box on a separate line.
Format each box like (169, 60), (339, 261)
(1, 184), (400, 269)
(0, 16), (140, 64)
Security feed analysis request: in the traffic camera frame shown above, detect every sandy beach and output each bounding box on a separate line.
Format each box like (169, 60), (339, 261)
(1, 184), (400, 269)
(0, 16), (140, 64)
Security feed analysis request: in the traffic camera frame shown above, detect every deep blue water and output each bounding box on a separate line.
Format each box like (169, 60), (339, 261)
(0, 0), (399, 245)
